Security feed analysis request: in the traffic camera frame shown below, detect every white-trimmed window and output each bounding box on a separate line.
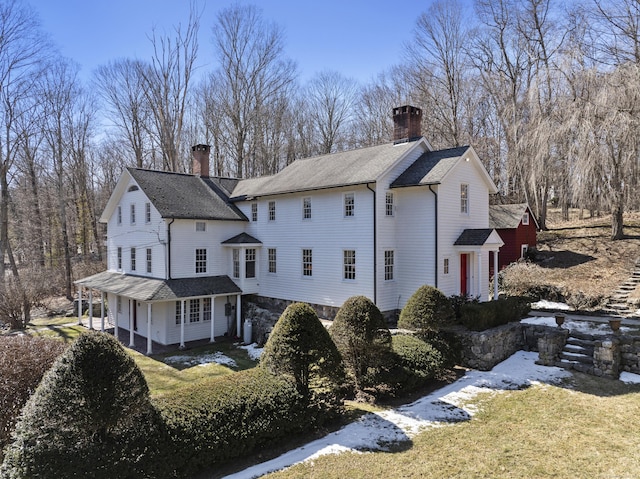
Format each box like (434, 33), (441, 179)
(246, 248), (256, 278)
(344, 193), (354, 217)
(175, 301), (182, 325)
(130, 247), (136, 271)
(189, 299), (200, 323)
(444, 258), (450, 275)
(117, 206), (122, 225)
(268, 248), (277, 274)
(268, 201), (276, 221)
(130, 204), (136, 224)
(203, 297), (212, 322)
(521, 244), (529, 258)
(523, 212), (530, 225)
(343, 250), (356, 280)
(384, 250), (394, 281)
(233, 249), (240, 278)
(460, 184), (469, 214)
(195, 248), (207, 274)
(385, 192), (394, 216)
(117, 247), (122, 270)
(146, 248), (152, 274)
(251, 203), (258, 222)
(196, 221), (206, 232)
(302, 249), (313, 277)
(303, 197), (312, 219)
(145, 202), (151, 223)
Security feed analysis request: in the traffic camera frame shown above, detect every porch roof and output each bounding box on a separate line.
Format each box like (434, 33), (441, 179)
(75, 271), (242, 302)
(454, 228), (504, 247)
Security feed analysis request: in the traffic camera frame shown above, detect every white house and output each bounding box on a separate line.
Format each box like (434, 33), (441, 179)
(76, 106), (503, 352)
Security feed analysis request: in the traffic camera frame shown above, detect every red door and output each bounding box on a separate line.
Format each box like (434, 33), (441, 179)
(460, 254), (468, 296)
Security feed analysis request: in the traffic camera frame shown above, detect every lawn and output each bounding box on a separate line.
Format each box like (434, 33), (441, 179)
(263, 372), (640, 479)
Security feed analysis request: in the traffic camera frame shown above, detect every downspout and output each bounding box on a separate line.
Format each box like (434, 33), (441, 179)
(167, 218), (175, 279)
(366, 183), (377, 304)
(428, 185), (438, 288)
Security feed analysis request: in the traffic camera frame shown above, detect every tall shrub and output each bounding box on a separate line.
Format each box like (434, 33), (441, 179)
(398, 285), (455, 334)
(329, 296), (392, 391)
(1, 332), (168, 479)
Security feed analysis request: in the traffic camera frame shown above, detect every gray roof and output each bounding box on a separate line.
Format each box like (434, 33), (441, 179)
(221, 233), (262, 245)
(127, 168), (247, 221)
(489, 203), (535, 229)
(231, 141), (418, 199)
(390, 146), (469, 188)
(454, 228), (496, 246)
(75, 271), (242, 302)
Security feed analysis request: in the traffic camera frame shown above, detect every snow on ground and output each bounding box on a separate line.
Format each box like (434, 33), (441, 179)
(163, 352), (237, 368)
(220, 351), (571, 479)
(531, 300), (572, 311)
(239, 343), (263, 361)
(521, 315), (634, 335)
(620, 372), (640, 384)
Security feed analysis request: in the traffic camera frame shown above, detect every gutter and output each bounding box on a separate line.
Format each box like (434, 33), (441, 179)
(428, 185), (438, 288)
(366, 183), (377, 304)
(167, 218), (175, 279)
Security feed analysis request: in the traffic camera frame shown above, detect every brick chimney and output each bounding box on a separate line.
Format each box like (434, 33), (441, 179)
(192, 144), (210, 177)
(393, 105), (422, 143)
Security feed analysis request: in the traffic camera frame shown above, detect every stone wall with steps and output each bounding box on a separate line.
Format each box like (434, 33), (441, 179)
(603, 258), (640, 317)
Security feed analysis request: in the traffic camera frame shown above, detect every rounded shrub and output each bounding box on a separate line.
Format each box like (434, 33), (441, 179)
(330, 296), (392, 391)
(398, 285), (455, 333)
(0, 332), (167, 479)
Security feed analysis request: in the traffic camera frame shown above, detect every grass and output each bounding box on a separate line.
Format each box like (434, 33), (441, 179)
(264, 373), (640, 479)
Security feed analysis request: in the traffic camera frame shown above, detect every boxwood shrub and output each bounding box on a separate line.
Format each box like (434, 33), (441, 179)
(458, 296), (531, 331)
(154, 367), (309, 477)
(391, 334), (445, 392)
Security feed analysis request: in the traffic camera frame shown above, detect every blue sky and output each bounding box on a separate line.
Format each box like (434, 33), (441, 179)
(27, 0), (433, 85)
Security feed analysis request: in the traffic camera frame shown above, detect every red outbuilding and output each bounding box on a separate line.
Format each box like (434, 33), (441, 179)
(489, 203), (538, 274)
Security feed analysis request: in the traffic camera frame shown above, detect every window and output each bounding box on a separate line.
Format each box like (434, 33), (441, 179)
(444, 258), (450, 275)
(196, 221), (206, 232)
(203, 297), (212, 322)
(175, 301), (182, 325)
(117, 206), (122, 225)
(117, 296), (122, 313)
(130, 204), (136, 224)
(343, 250), (356, 280)
(344, 193), (354, 217)
(145, 202), (151, 223)
(233, 249), (240, 278)
(130, 247), (136, 271)
(251, 203), (258, 222)
(303, 197), (312, 219)
(128, 185), (139, 192)
(460, 184), (469, 214)
(268, 248), (277, 274)
(246, 248), (256, 278)
(146, 248), (152, 274)
(522, 212), (530, 225)
(268, 201), (276, 221)
(117, 247), (122, 270)
(385, 192), (394, 216)
(302, 249), (313, 277)
(521, 244), (529, 258)
(384, 250), (394, 281)
(190, 299), (201, 323)
(195, 248), (207, 274)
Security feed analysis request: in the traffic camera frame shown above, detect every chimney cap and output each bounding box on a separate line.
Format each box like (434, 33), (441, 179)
(192, 144), (210, 152)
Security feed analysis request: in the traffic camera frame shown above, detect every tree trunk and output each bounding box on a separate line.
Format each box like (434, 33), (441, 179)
(611, 203), (624, 240)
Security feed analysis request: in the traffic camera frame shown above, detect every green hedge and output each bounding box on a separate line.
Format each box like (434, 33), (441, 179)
(458, 297), (531, 331)
(154, 367), (309, 477)
(391, 335), (445, 391)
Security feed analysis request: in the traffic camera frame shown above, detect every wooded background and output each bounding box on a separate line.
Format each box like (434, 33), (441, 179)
(0, 0), (637, 325)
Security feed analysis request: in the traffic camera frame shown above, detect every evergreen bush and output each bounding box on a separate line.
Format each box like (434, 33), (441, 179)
(0, 332), (168, 479)
(391, 334), (445, 392)
(398, 285), (455, 333)
(459, 296), (531, 331)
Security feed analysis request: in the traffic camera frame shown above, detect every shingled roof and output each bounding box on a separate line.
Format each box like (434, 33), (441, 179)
(454, 228), (497, 246)
(75, 271), (241, 302)
(390, 146), (470, 188)
(489, 203), (536, 229)
(231, 141), (418, 199)
(127, 168), (247, 221)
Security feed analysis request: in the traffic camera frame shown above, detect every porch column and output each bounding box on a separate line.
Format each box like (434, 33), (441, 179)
(114, 298), (119, 340)
(477, 253), (483, 300)
(129, 299), (135, 348)
(493, 250), (499, 300)
(146, 303), (153, 355)
(209, 295), (215, 343)
(180, 299), (186, 349)
(236, 294), (241, 339)
(100, 292), (105, 331)
(88, 290), (94, 330)
(77, 286), (83, 325)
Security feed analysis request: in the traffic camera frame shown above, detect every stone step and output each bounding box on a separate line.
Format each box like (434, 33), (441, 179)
(555, 360), (576, 370)
(560, 351), (592, 364)
(569, 331), (598, 341)
(607, 303), (629, 311)
(564, 343), (593, 355)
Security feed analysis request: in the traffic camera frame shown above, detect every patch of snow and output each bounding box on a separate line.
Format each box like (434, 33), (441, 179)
(239, 343), (263, 361)
(620, 372), (640, 384)
(163, 352), (237, 368)
(521, 316), (633, 335)
(220, 351), (570, 479)
(531, 300), (571, 311)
